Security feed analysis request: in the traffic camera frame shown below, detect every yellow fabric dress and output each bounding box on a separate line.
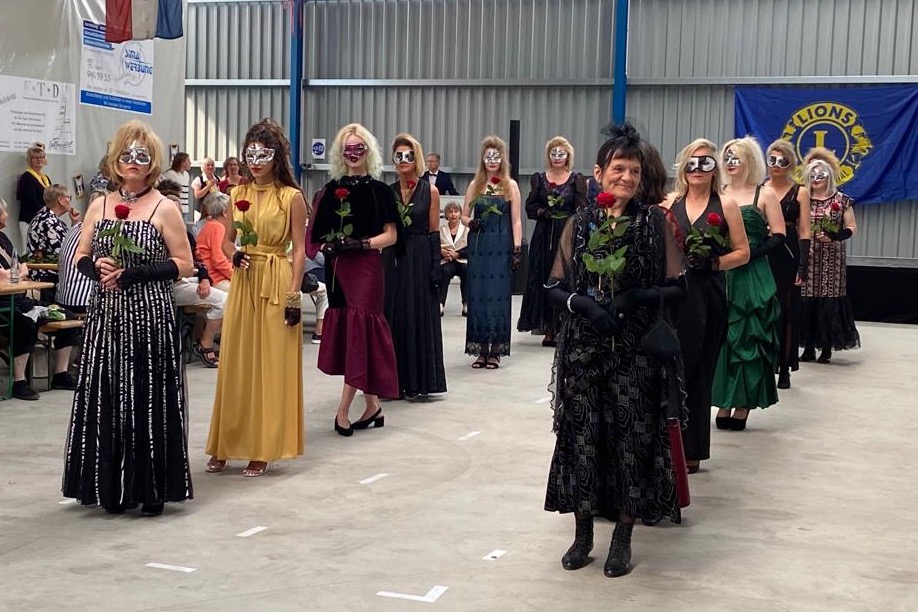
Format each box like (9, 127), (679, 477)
(206, 181), (304, 461)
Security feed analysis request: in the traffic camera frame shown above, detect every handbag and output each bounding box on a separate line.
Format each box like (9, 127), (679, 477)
(640, 289), (681, 359)
(301, 272), (320, 294)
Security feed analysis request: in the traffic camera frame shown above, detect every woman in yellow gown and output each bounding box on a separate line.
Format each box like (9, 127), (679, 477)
(205, 119), (307, 477)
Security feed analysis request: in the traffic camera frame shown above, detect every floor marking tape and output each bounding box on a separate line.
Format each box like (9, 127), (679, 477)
(457, 431), (481, 441)
(376, 585), (448, 603)
(359, 473), (390, 485)
(236, 526), (268, 538)
(483, 549), (507, 560)
(146, 563), (196, 573)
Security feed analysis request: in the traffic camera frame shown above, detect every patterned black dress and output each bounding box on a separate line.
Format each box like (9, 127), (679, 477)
(517, 172), (586, 335)
(544, 200), (685, 524)
(63, 202), (192, 508)
(768, 184), (803, 372)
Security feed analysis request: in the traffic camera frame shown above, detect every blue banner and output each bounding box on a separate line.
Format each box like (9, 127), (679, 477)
(735, 86), (918, 204)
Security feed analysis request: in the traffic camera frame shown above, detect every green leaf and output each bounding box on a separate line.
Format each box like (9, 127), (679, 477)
(342, 224), (353, 236)
(121, 242), (146, 254)
(233, 221), (246, 231)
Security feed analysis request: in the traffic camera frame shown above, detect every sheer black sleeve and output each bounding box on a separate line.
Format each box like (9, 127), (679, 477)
(525, 173), (544, 220)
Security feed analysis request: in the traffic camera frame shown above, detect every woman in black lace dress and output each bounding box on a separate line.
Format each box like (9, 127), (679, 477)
(764, 139), (811, 389)
(517, 136), (587, 346)
(544, 124), (686, 578)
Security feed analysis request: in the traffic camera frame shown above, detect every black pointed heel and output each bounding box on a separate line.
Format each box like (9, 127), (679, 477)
(715, 416), (732, 430)
(352, 408), (384, 430)
(334, 417), (354, 437)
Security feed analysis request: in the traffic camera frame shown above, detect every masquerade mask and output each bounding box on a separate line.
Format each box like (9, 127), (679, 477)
(245, 144), (275, 166)
(810, 168), (829, 182)
(549, 147), (569, 162)
(767, 155), (791, 168)
(685, 155), (717, 173)
(119, 141), (152, 165)
(483, 149), (502, 165)
(723, 150), (742, 168)
(392, 150), (415, 164)
(343, 143), (369, 162)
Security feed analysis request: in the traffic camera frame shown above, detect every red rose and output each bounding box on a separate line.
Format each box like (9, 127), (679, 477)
(114, 203), (131, 220)
(489, 176), (501, 185)
(596, 192), (616, 209)
(706, 212), (723, 227)
(334, 187), (350, 200)
(831, 202), (841, 212)
(548, 182), (558, 189)
(235, 199), (251, 212)
(406, 180), (417, 190)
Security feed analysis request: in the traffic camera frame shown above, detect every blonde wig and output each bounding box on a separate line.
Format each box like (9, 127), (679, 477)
(671, 137), (722, 199)
(766, 139), (798, 167)
(804, 159), (837, 196)
(391, 132), (427, 177)
(803, 146), (841, 177)
(472, 135), (511, 197)
(329, 122), (383, 180)
(105, 120), (165, 188)
(721, 136), (766, 188)
(544, 135), (574, 171)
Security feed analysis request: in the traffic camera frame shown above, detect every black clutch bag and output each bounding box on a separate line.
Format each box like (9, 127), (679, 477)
(301, 272), (320, 294)
(640, 289), (681, 359)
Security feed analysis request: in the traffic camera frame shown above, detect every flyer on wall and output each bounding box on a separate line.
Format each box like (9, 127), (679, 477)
(0, 74), (77, 155)
(79, 20), (155, 115)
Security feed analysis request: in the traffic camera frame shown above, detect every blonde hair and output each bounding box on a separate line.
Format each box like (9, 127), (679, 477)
(43, 184), (69, 206)
(329, 123), (383, 180)
(544, 136), (574, 171)
(0, 197), (7, 213)
(766, 139), (798, 167)
(721, 136), (766, 188)
(105, 120), (164, 188)
(473, 135), (511, 197)
(26, 142), (45, 163)
(391, 132), (427, 177)
(803, 146), (841, 177)
(671, 138), (722, 199)
(804, 159), (837, 196)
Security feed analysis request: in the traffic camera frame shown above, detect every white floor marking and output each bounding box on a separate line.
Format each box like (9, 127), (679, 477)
(457, 431), (481, 441)
(483, 549), (506, 560)
(376, 585), (448, 603)
(145, 563), (196, 573)
(57, 499), (77, 505)
(236, 526), (268, 538)
(359, 473), (390, 485)
(535, 396), (551, 404)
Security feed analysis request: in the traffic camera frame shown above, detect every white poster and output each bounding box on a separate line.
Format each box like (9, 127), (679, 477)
(79, 20), (154, 115)
(0, 74), (77, 155)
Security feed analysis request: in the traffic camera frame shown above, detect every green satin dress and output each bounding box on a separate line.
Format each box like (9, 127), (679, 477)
(711, 205), (780, 409)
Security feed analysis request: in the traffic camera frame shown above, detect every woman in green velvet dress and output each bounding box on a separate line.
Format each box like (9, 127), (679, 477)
(711, 137), (786, 431)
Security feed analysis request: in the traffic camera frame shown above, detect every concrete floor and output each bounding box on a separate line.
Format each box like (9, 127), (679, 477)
(1, 290), (916, 612)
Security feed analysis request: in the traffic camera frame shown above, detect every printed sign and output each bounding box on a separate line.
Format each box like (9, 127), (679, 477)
(79, 20), (154, 115)
(311, 138), (326, 160)
(0, 74), (76, 155)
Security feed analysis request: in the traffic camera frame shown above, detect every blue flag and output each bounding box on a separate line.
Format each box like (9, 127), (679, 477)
(735, 86), (918, 204)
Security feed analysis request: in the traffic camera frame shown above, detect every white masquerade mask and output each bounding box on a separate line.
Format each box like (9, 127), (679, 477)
(119, 140), (152, 165)
(483, 149), (502, 165)
(245, 144), (275, 166)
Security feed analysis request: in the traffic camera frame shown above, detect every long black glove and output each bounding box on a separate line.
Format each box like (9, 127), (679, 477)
(232, 251), (249, 268)
(428, 233), (443, 290)
(76, 257), (100, 281)
(511, 245), (522, 272)
(118, 260), (180, 289)
(337, 236), (370, 251)
(686, 252), (718, 272)
(797, 238), (811, 281)
(468, 219), (482, 232)
(547, 287), (618, 336)
(608, 278), (688, 314)
(827, 228), (853, 241)
(749, 233), (786, 260)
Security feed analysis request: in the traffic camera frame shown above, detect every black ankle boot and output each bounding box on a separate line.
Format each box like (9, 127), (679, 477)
(777, 369), (790, 389)
(561, 512), (594, 570)
(604, 522), (633, 578)
(817, 348), (832, 363)
(800, 347), (816, 362)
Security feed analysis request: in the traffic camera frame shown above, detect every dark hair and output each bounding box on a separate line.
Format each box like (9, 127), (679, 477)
(595, 123), (643, 171)
(241, 118), (301, 190)
(157, 178), (182, 199)
(170, 152), (189, 172)
(428, 152), (441, 161)
(638, 140), (667, 205)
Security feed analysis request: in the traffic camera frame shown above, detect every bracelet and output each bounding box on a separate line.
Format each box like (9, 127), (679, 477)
(566, 293), (576, 313)
(284, 291), (302, 309)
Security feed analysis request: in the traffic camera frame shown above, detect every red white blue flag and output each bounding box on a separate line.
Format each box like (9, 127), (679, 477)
(105, 0), (183, 43)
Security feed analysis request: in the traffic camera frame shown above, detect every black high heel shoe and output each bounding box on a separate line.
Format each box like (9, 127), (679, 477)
(800, 347), (816, 362)
(334, 417), (354, 437)
(715, 416), (732, 430)
(817, 348), (832, 364)
(777, 369), (791, 389)
(729, 412), (749, 431)
(352, 408), (385, 430)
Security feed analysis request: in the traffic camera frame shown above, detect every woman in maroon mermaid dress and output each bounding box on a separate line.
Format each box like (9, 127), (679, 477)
(307, 123), (404, 437)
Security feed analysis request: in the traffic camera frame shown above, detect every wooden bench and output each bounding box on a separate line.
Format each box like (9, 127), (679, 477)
(33, 319), (85, 391)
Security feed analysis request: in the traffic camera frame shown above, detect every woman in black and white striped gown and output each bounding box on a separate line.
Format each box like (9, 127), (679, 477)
(62, 121), (195, 516)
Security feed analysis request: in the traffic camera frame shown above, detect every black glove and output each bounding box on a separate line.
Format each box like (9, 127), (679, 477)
(468, 219), (482, 232)
(195, 262), (211, 282)
(827, 227), (853, 241)
(76, 257), (100, 281)
(429, 233), (443, 290)
(284, 307), (301, 326)
(686, 252), (717, 272)
(232, 251), (249, 268)
(118, 260), (180, 289)
(749, 233), (786, 260)
(797, 238), (811, 281)
(338, 236), (370, 251)
(569, 294), (619, 336)
(538, 208), (553, 220)
(511, 245), (522, 272)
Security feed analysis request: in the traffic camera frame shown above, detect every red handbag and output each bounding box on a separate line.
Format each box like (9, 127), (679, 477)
(667, 417), (691, 508)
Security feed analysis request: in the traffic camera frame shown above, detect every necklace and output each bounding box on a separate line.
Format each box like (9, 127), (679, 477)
(119, 185), (152, 203)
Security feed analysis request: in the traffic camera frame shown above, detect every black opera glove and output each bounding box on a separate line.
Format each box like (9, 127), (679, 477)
(749, 233), (786, 260)
(232, 251), (250, 268)
(117, 260), (180, 290)
(686, 252), (718, 272)
(511, 245), (522, 272)
(547, 287), (618, 336)
(827, 228), (853, 242)
(284, 292), (302, 327)
(76, 257), (100, 281)
(337, 236), (371, 251)
(797, 239), (811, 281)
(467, 219), (482, 232)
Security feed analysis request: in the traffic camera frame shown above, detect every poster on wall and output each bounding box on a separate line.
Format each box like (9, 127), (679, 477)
(0, 74), (77, 155)
(79, 20), (154, 115)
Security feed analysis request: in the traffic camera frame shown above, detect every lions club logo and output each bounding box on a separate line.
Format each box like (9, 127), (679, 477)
(779, 101), (872, 185)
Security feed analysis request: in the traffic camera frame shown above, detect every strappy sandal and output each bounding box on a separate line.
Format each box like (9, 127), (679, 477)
(485, 356), (501, 369)
(195, 343), (219, 368)
(243, 461), (269, 478)
(471, 355), (487, 369)
(205, 457), (226, 473)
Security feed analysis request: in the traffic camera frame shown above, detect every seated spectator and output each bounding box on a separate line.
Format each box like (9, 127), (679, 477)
(88, 155), (113, 194)
(439, 201), (469, 316)
(0, 198), (79, 399)
(196, 192), (233, 292)
(28, 184), (81, 297)
(55, 222), (93, 314)
(305, 251), (326, 344)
